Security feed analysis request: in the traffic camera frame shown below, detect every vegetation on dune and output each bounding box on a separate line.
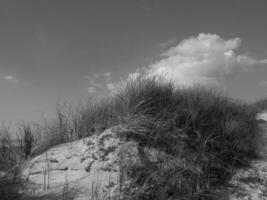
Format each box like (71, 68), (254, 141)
(252, 98), (267, 111)
(0, 76), (262, 199)
(112, 77), (259, 199)
(0, 125), (17, 171)
(60, 77), (259, 199)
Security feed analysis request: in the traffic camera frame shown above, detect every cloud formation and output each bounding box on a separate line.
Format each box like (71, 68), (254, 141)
(3, 75), (19, 83)
(87, 86), (96, 93)
(85, 72), (114, 94)
(86, 33), (267, 95)
(158, 38), (177, 48)
(104, 72), (111, 82)
(145, 33), (267, 86)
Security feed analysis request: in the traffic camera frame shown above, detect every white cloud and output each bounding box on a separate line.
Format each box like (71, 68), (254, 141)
(85, 75), (101, 94)
(158, 38), (177, 48)
(86, 33), (267, 95)
(3, 75), (19, 83)
(85, 75), (98, 87)
(104, 72), (112, 82)
(259, 81), (267, 87)
(94, 74), (99, 78)
(87, 86), (96, 93)
(104, 72), (111, 77)
(106, 83), (117, 93)
(104, 72), (123, 94)
(143, 33), (267, 86)
(85, 73), (116, 95)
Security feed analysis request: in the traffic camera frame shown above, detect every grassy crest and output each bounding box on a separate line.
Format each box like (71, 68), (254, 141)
(71, 77), (259, 199)
(115, 78), (259, 199)
(0, 77), (260, 200)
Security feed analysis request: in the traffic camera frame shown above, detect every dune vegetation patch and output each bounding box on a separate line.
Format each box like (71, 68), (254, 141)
(60, 77), (259, 199)
(0, 76), (261, 200)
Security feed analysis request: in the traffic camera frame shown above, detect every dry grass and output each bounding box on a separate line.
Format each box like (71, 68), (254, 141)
(0, 76), (262, 199)
(82, 77), (259, 200)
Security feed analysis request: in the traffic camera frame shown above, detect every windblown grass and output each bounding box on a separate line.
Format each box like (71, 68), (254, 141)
(113, 77), (259, 199)
(1, 76), (261, 200)
(252, 98), (267, 111)
(52, 76), (258, 199)
(0, 124), (20, 171)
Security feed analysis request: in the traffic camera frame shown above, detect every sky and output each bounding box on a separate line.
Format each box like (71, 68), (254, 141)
(0, 0), (267, 127)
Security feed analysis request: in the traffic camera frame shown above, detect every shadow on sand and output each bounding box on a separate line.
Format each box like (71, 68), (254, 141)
(0, 174), (76, 200)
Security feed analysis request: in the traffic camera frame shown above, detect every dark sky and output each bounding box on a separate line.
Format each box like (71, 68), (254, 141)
(0, 0), (267, 125)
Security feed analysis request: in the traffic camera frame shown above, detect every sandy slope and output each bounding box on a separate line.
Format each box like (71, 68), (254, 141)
(19, 126), (157, 200)
(3, 113), (267, 199)
(20, 128), (128, 199)
(228, 112), (267, 200)
(17, 127), (169, 200)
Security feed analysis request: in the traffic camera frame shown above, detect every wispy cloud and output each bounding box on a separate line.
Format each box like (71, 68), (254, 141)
(3, 75), (19, 83)
(85, 75), (100, 94)
(85, 75), (98, 87)
(106, 83), (117, 93)
(87, 86), (97, 94)
(85, 72), (115, 95)
(158, 38), (176, 48)
(93, 74), (99, 78)
(104, 72), (111, 82)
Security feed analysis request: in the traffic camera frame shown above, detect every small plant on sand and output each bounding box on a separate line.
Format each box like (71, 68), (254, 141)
(17, 121), (35, 158)
(0, 124), (18, 171)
